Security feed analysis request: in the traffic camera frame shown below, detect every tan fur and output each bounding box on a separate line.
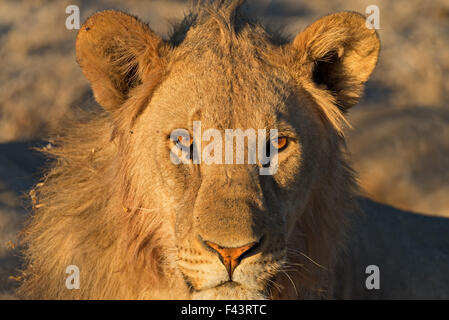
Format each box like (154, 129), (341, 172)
(18, 1), (379, 299)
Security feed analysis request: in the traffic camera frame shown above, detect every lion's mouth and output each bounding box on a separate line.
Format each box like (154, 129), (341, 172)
(189, 277), (270, 300)
(214, 280), (241, 289)
(180, 267), (254, 292)
(181, 271), (238, 292)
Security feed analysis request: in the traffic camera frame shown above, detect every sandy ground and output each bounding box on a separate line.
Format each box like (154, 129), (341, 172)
(0, 0), (449, 295)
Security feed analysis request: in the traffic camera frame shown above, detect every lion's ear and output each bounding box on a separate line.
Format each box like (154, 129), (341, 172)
(292, 12), (380, 111)
(76, 10), (164, 111)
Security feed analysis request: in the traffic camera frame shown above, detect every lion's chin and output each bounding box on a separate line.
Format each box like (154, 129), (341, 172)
(191, 282), (268, 300)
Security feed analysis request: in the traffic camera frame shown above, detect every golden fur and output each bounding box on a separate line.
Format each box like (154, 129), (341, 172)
(18, 1), (379, 299)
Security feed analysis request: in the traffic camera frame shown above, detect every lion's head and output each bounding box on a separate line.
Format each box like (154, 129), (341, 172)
(18, 1), (379, 300)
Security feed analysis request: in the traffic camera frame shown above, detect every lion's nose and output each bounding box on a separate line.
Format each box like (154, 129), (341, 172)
(204, 240), (259, 279)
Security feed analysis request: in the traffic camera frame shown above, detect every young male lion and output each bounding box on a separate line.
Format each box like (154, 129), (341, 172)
(18, 0), (449, 299)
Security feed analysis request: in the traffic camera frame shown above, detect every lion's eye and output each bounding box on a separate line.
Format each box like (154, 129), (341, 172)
(271, 137), (288, 151)
(177, 136), (193, 148)
(173, 135), (194, 161)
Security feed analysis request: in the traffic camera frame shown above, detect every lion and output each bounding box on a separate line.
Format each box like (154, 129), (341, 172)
(17, 0), (449, 300)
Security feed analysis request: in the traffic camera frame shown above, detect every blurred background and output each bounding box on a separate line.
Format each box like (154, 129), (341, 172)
(1, 0), (448, 296)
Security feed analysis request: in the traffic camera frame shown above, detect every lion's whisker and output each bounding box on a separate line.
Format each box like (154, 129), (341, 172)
(281, 270), (299, 297)
(260, 276), (283, 295)
(287, 249), (328, 271)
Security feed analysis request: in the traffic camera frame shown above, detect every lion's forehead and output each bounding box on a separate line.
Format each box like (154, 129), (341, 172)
(152, 53), (295, 130)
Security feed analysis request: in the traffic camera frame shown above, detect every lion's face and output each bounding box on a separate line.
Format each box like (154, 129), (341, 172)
(131, 50), (326, 299)
(72, 5), (379, 300)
